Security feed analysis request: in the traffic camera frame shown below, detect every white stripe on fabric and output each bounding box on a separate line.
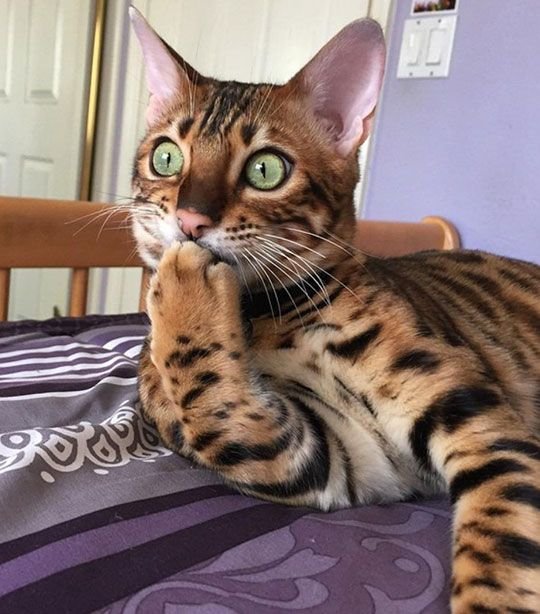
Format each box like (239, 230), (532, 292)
(0, 356), (135, 381)
(125, 344), (143, 359)
(102, 336), (146, 350)
(0, 340), (127, 360)
(0, 350), (139, 369)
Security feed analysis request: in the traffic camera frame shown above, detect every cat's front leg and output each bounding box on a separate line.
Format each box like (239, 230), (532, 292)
(429, 412), (540, 613)
(147, 241), (247, 439)
(144, 242), (342, 509)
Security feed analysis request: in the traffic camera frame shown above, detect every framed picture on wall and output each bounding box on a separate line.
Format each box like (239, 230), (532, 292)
(411, 0), (458, 14)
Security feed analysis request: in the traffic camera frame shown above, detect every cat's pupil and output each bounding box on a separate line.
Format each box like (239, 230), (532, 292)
(164, 153), (171, 167)
(256, 162), (266, 178)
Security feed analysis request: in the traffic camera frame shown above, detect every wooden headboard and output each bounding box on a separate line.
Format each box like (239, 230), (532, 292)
(0, 196), (460, 321)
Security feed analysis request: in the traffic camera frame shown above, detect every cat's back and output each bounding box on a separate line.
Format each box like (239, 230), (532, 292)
(369, 249), (539, 356)
(360, 249), (539, 423)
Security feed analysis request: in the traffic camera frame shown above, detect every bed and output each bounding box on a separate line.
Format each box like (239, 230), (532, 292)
(0, 196), (460, 613)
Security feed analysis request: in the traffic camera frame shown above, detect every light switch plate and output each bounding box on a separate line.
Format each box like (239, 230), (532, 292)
(397, 15), (457, 79)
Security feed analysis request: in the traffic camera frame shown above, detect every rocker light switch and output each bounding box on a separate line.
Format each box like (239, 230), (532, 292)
(426, 29), (445, 65)
(397, 16), (457, 79)
(406, 31), (423, 65)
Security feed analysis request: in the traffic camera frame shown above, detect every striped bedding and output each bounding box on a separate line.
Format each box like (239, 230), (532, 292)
(0, 314), (452, 613)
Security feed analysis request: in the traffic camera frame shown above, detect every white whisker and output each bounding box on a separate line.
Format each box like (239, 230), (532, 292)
(281, 226), (361, 260)
(262, 233), (327, 260)
(257, 238), (332, 306)
(252, 84), (275, 126)
(260, 232), (362, 301)
(256, 243), (330, 309)
(252, 247), (326, 324)
(240, 250), (278, 329)
(249, 250), (306, 329)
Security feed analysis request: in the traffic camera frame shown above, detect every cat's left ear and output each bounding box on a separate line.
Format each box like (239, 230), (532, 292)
(290, 19), (386, 156)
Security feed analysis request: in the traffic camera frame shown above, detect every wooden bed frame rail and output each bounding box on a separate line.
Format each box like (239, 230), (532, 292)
(0, 196), (460, 321)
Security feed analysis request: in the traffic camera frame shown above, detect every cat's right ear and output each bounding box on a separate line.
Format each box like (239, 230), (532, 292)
(129, 7), (202, 125)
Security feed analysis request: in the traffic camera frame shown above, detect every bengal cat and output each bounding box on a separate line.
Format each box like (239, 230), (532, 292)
(129, 8), (540, 613)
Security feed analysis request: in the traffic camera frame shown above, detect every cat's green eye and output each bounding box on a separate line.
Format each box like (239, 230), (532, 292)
(244, 151), (288, 191)
(152, 141), (184, 177)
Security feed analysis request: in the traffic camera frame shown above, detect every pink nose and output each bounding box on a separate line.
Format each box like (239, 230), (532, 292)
(176, 209), (213, 239)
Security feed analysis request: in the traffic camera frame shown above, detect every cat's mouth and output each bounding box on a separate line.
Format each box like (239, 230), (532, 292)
(208, 250), (237, 266)
(175, 238), (237, 267)
(197, 242), (231, 266)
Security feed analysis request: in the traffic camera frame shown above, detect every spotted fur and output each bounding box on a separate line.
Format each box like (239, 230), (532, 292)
(130, 11), (540, 613)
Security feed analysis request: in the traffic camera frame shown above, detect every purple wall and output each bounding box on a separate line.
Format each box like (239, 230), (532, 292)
(362, 0), (540, 264)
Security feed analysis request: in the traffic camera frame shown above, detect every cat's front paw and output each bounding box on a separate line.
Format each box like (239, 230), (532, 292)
(147, 241), (213, 314)
(147, 241), (241, 370)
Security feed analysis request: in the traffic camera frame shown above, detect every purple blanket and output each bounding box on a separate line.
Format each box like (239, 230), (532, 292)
(0, 315), (451, 613)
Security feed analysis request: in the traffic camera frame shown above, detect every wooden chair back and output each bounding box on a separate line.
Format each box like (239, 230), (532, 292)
(0, 196), (460, 321)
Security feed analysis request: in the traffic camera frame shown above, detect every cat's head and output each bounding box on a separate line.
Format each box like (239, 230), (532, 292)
(129, 7), (385, 284)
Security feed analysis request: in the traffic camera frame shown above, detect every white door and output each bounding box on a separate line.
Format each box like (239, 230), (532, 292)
(91, 0), (393, 315)
(0, 0), (94, 319)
